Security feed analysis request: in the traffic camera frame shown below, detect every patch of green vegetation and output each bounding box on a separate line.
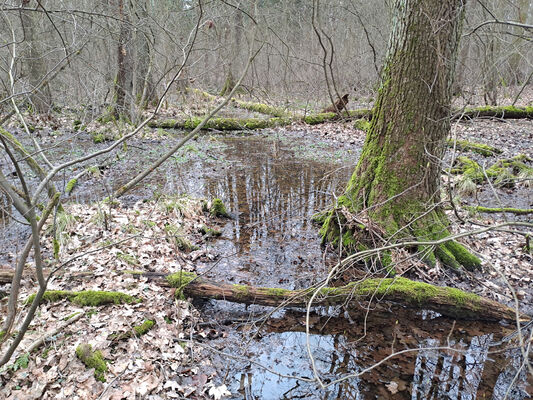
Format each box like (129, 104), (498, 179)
(445, 287), (480, 306)
(91, 132), (107, 143)
(11, 353), (30, 371)
(133, 319), (155, 336)
(448, 139), (502, 156)
(142, 220), (157, 228)
(65, 178), (78, 194)
(232, 284), (250, 298)
(164, 224), (198, 251)
(26, 290), (141, 306)
(117, 252), (140, 266)
(354, 118), (371, 132)
(41, 347), (51, 359)
(210, 198), (229, 217)
(76, 343), (107, 382)
(355, 277), (482, 309)
(166, 271), (197, 299)
(199, 225), (222, 237)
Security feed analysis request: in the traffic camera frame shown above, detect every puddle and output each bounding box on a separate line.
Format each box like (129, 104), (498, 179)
(1, 129), (531, 397)
(203, 309), (532, 399)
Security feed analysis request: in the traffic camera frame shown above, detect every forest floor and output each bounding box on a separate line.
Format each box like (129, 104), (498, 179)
(0, 92), (532, 399)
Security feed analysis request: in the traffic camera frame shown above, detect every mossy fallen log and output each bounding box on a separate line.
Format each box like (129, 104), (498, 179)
(26, 290), (141, 306)
(165, 272), (527, 322)
(148, 116), (291, 131)
(457, 105), (533, 120)
(466, 206), (533, 215)
(447, 139), (502, 156)
(451, 154), (532, 184)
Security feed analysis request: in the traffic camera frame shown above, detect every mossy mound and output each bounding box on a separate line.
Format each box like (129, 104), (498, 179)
(452, 154), (532, 187)
(209, 198), (229, 217)
(76, 343), (108, 382)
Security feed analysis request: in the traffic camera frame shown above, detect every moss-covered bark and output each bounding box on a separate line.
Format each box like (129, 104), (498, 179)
(166, 272), (524, 321)
(322, 0), (480, 271)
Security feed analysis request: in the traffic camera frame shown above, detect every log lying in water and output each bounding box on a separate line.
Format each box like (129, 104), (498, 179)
(166, 271), (528, 323)
(2, 268), (526, 322)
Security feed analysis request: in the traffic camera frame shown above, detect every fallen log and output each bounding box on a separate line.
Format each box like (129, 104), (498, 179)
(166, 271), (529, 323)
(457, 105), (533, 120)
(3, 268), (527, 322)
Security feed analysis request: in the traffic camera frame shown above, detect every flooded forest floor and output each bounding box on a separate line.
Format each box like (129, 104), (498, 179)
(0, 98), (532, 399)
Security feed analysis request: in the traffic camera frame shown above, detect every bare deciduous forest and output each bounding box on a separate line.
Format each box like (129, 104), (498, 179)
(0, 0), (532, 398)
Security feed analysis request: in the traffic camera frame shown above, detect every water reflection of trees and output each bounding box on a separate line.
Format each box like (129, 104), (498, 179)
(203, 139), (347, 252)
(220, 311), (532, 399)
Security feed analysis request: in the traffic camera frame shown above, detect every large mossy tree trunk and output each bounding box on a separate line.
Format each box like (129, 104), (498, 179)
(322, 0), (481, 271)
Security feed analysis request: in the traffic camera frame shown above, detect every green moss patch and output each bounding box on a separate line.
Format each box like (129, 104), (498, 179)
(65, 178), (78, 194)
(235, 100), (288, 117)
(448, 139), (502, 156)
(356, 277), (481, 308)
(76, 343), (108, 382)
(109, 319), (155, 341)
(465, 206), (533, 215)
(26, 290), (141, 306)
(210, 198), (229, 217)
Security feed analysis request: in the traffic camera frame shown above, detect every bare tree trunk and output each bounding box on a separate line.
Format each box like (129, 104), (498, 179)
(110, 0), (134, 121)
(20, 0), (52, 113)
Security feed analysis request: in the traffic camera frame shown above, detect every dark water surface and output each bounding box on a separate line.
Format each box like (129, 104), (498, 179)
(1, 129), (531, 398)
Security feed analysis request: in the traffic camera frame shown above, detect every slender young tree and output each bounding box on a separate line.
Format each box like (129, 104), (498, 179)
(322, 0), (481, 270)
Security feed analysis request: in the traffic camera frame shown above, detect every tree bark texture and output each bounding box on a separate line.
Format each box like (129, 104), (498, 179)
(322, 0), (481, 270)
(20, 0), (52, 113)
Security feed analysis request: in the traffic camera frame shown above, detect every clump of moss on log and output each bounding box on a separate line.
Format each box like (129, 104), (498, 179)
(26, 290), (141, 306)
(65, 178), (78, 194)
(76, 343), (107, 382)
(166, 271), (198, 299)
